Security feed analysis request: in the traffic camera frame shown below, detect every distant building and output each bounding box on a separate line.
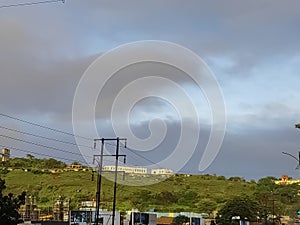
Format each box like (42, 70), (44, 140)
(102, 166), (174, 175)
(1, 148), (10, 162)
(274, 175), (300, 185)
(103, 165), (147, 174)
(151, 169), (173, 175)
(66, 164), (83, 171)
(81, 200), (96, 209)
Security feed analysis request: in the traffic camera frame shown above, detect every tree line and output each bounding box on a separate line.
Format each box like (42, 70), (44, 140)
(2, 154), (82, 170)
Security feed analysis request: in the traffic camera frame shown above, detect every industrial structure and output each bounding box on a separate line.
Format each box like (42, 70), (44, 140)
(1, 148), (10, 162)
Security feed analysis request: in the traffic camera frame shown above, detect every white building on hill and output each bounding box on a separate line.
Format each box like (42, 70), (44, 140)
(151, 169), (173, 175)
(102, 165), (173, 175)
(102, 165), (148, 174)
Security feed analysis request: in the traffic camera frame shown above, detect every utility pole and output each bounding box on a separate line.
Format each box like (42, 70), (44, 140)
(93, 137), (127, 225)
(281, 125), (300, 170)
(112, 137), (120, 225)
(94, 138), (104, 225)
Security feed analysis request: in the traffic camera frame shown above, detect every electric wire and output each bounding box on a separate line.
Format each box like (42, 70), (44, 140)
(0, 145), (96, 184)
(120, 144), (164, 169)
(93, 157), (122, 166)
(0, 113), (92, 141)
(0, 0), (64, 9)
(0, 134), (92, 159)
(104, 141), (164, 169)
(0, 114), (165, 172)
(0, 125), (93, 149)
(0, 144), (89, 165)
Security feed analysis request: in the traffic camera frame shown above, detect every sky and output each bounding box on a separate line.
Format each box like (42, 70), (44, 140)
(0, 0), (300, 181)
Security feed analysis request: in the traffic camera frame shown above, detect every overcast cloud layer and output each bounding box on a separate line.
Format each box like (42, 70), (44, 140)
(0, 0), (300, 180)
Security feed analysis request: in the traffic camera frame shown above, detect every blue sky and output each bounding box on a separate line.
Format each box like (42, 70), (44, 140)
(0, 0), (300, 180)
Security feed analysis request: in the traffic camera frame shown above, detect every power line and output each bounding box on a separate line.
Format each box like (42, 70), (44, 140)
(106, 142), (164, 169)
(0, 145), (98, 183)
(0, 0), (64, 9)
(93, 141), (131, 165)
(93, 157), (125, 166)
(0, 143), (98, 183)
(0, 133), (92, 159)
(0, 114), (166, 170)
(0, 125), (93, 149)
(120, 144), (164, 169)
(0, 113), (92, 141)
(0, 144), (89, 165)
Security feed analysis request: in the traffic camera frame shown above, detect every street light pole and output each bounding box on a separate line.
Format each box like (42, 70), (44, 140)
(282, 152), (300, 169)
(272, 198), (275, 225)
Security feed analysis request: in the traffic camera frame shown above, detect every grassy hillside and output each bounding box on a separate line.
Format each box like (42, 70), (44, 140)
(0, 168), (257, 213)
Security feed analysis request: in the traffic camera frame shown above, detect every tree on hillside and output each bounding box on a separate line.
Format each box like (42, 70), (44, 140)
(216, 196), (259, 225)
(0, 178), (26, 225)
(228, 177), (246, 182)
(8, 157), (67, 169)
(42, 158), (67, 169)
(255, 176), (300, 218)
(254, 177), (277, 220)
(26, 154), (35, 161)
(256, 177), (277, 192)
(196, 198), (217, 214)
(156, 191), (178, 204)
(129, 190), (153, 211)
(8, 158), (30, 168)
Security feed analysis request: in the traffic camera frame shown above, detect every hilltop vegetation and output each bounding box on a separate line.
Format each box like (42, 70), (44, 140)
(1, 156), (300, 218)
(4, 154), (72, 170)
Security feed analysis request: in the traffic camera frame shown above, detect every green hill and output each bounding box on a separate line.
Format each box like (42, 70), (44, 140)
(0, 167), (255, 212)
(1, 157), (300, 217)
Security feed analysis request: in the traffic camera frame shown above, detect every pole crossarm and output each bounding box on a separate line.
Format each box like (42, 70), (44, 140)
(94, 138), (127, 141)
